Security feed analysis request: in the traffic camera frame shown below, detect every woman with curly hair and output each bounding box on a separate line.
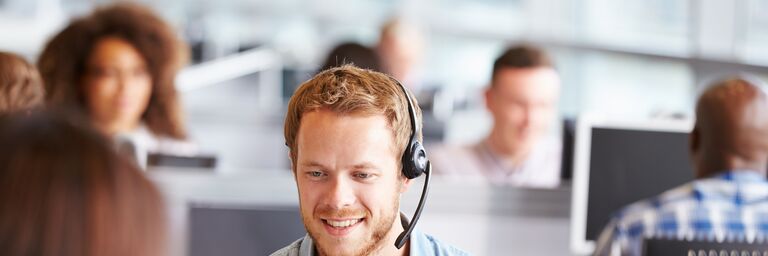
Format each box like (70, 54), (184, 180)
(38, 3), (194, 163)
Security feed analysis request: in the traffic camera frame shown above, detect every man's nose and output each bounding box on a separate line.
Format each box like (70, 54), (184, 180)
(325, 176), (356, 209)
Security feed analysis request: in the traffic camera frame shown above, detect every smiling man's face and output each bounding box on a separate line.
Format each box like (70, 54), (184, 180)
(294, 109), (407, 256)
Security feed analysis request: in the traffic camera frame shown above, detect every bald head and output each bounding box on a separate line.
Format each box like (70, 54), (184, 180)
(377, 18), (423, 84)
(692, 77), (768, 178)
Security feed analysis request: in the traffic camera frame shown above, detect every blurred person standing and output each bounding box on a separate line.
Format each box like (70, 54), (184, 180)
(593, 77), (768, 256)
(377, 18), (425, 92)
(0, 111), (167, 256)
(37, 3), (194, 166)
(429, 45), (562, 188)
(0, 51), (44, 113)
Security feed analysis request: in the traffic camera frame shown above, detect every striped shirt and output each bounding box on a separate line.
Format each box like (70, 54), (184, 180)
(428, 137), (561, 188)
(593, 171), (768, 256)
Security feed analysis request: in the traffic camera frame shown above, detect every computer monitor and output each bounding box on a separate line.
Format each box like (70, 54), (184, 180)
(569, 118), (695, 255)
(148, 153), (217, 169)
(560, 117), (576, 181)
(188, 203), (306, 256)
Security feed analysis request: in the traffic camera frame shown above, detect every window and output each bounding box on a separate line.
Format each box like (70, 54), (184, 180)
(742, 0), (768, 65)
(581, 0), (691, 55)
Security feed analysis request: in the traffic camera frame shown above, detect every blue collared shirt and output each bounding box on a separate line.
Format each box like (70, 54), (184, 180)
(270, 214), (469, 256)
(593, 171), (768, 256)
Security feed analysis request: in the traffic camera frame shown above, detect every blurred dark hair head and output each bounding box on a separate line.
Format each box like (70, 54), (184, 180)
(37, 2), (188, 139)
(0, 110), (167, 256)
(0, 51), (44, 113)
(320, 42), (383, 73)
(492, 44), (554, 86)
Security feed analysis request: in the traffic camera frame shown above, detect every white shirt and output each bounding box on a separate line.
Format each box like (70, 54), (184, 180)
(428, 136), (562, 188)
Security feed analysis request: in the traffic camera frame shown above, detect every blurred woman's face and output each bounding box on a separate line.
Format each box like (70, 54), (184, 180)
(83, 37), (152, 136)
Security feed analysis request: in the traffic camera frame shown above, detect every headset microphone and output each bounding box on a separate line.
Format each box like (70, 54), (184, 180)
(392, 77), (431, 249)
(395, 162), (431, 249)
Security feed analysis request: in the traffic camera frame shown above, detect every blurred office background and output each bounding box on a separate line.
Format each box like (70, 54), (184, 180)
(4, 0), (768, 160)
(2, 0), (768, 255)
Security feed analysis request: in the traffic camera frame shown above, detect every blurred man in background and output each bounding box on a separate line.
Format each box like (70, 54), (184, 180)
(430, 45), (562, 188)
(593, 77), (768, 256)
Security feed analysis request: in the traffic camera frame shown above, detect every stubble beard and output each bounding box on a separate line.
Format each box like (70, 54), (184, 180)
(303, 194), (401, 256)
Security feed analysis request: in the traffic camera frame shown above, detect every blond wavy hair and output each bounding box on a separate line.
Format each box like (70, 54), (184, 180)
(284, 65), (422, 170)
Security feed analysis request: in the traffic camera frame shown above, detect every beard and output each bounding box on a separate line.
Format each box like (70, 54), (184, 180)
(302, 194), (401, 256)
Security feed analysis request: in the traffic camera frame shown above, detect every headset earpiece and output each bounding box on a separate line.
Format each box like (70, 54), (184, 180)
(402, 140), (427, 179)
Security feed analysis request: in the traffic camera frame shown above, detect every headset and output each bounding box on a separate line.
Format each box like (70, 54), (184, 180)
(392, 77), (431, 250)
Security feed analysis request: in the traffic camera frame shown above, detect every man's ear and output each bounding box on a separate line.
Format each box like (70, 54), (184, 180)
(484, 86), (494, 112)
(399, 176), (412, 193)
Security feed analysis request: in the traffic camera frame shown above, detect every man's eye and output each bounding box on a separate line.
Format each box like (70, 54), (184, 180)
(309, 171), (323, 177)
(355, 173), (371, 179)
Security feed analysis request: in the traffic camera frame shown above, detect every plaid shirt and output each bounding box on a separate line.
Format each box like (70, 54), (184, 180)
(593, 171), (768, 256)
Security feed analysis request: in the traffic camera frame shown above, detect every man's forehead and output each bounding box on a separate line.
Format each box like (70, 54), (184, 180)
(494, 67), (558, 90)
(493, 70), (560, 100)
(298, 109), (398, 142)
(300, 160), (384, 171)
(495, 66), (559, 82)
(296, 110), (400, 165)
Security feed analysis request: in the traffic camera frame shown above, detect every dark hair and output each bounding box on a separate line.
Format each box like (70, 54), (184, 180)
(37, 3), (188, 139)
(319, 42), (383, 73)
(0, 51), (44, 113)
(0, 111), (167, 256)
(492, 45), (553, 86)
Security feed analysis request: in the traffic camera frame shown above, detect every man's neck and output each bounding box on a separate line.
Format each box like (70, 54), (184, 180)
(374, 213), (409, 256)
(696, 154), (768, 178)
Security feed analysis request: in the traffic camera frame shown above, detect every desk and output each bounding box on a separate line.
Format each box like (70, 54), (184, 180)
(149, 169), (573, 255)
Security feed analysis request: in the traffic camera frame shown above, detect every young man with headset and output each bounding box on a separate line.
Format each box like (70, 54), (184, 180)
(272, 65), (468, 256)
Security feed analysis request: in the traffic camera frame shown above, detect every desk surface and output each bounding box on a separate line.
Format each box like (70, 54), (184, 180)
(149, 169), (574, 255)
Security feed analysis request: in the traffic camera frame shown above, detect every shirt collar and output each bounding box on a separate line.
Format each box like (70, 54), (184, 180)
(689, 170), (768, 203)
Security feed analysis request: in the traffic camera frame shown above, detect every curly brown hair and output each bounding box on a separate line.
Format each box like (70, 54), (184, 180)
(38, 3), (188, 139)
(0, 51), (44, 113)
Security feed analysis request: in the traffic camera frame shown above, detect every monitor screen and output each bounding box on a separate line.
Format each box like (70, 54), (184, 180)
(148, 153), (217, 169)
(189, 204), (306, 256)
(570, 119), (695, 255)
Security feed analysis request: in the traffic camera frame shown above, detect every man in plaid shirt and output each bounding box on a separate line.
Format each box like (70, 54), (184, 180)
(593, 76), (768, 256)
